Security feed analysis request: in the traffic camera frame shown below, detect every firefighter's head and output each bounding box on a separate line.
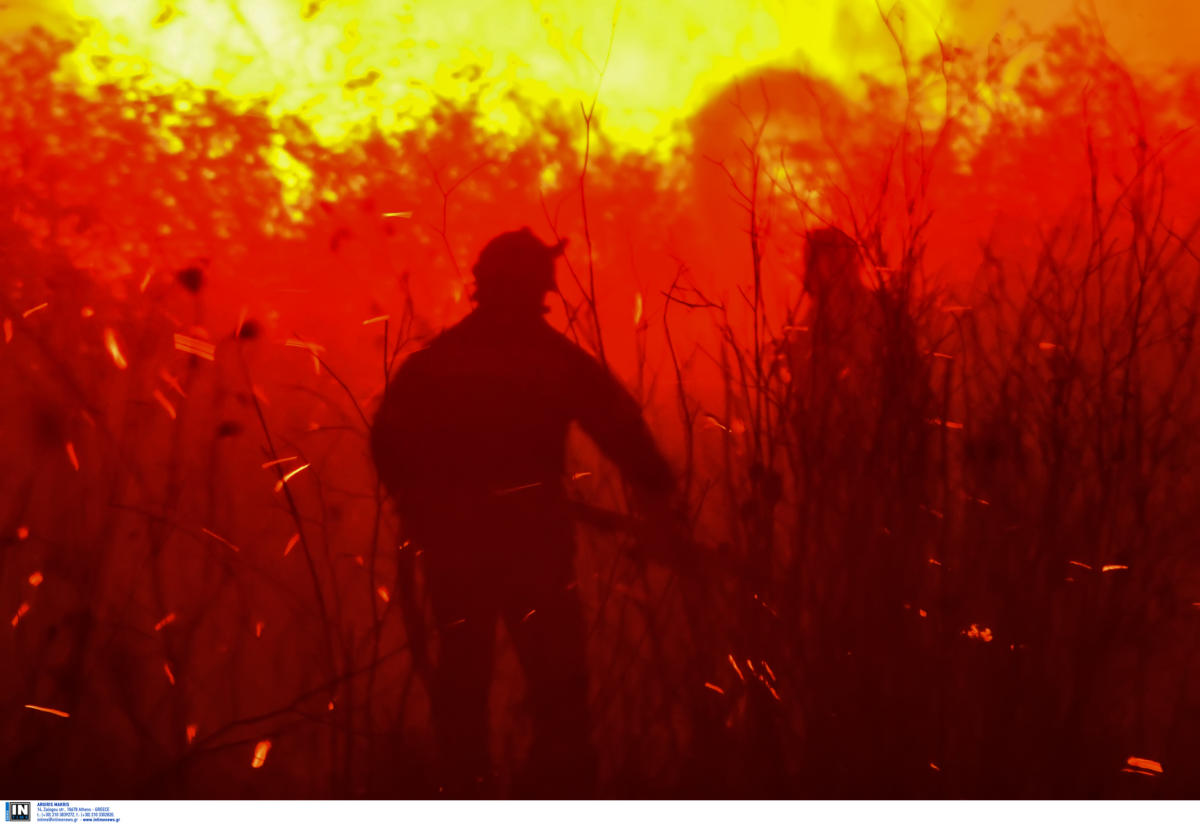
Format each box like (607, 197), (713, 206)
(471, 227), (567, 314)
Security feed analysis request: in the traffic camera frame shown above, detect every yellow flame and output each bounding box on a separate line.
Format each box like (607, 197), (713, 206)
(63, 0), (949, 160)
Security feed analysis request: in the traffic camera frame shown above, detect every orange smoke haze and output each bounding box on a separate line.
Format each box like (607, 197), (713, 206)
(3, 0), (1200, 800)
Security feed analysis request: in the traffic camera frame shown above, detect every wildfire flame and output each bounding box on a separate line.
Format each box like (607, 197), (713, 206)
(59, 0), (949, 161)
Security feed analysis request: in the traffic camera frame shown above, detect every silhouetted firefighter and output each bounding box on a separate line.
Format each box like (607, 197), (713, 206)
(370, 228), (674, 797)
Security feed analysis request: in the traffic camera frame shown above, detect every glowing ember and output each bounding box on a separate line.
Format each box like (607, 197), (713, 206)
(1123, 756), (1163, 776)
(28, 571), (43, 587)
(376, 586), (390, 603)
(186, 724), (198, 745)
(103, 327), (128, 369)
(201, 528), (240, 553)
(255, 620), (264, 638)
(159, 370), (186, 397)
(11, 602), (30, 627)
(173, 334), (215, 361)
(154, 612), (176, 631)
(728, 654), (745, 682)
(152, 389), (177, 419)
(163, 662), (176, 685)
(704, 682), (725, 695)
(16, 526), (29, 541)
(964, 624), (994, 642)
(1101, 564), (1129, 573)
(274, 463), (311, 492)
(252, 740), (272, 769)
(283, 533), (300, 557)
(24, 704), (70, 718)
(65, 441), (80, 471)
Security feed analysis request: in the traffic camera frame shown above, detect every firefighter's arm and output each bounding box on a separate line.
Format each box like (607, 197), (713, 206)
(567, 349), (694, 571)
(570, 349), (675, 505)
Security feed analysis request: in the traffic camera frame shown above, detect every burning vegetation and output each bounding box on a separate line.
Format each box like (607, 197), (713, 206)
(2, 1), (1200, 800)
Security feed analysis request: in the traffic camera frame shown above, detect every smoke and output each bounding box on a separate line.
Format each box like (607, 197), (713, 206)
(950, 0), (1199, 68)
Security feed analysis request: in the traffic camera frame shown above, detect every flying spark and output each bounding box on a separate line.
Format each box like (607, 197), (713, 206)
(201, 527), (240, 553)
(173, 333), (215, 361)
(11, 602), (30, 627)
(274, 463), (311, 492)
(24, 704), (70, 718)
(152, 389), (177, 419)
(103, 327), (128, 369)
